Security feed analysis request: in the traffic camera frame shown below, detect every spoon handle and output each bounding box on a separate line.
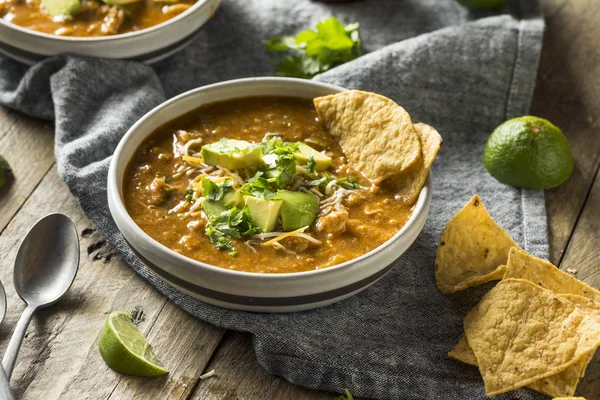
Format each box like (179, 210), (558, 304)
(0, 366), (13, 400)
(2, 305), (36, 379)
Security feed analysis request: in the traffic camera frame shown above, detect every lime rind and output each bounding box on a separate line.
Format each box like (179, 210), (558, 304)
(483, 116), (573, 190)
(99, 310), (168, 377)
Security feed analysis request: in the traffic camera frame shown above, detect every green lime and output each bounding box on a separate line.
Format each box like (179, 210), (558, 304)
(98, 310), (168, 377)
(457, 0), (506, 10)
(483, 116), (573, 190)
(0, 156), (11, 189)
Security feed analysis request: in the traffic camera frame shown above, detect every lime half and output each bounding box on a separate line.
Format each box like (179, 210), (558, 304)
(99, 310), (168, 377)
(483, 116), (573, 189)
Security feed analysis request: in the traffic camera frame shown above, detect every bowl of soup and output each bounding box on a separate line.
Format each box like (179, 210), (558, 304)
(108, 77), (436, 312)
(0, 0), (220, 64)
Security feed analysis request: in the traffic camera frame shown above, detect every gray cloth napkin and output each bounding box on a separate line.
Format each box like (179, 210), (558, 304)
(0, 1), (548, 398)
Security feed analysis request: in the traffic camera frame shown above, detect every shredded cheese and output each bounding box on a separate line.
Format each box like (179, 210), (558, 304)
(183, 155), (205, 164)
(183, 137), (203, 156)
(199, 369), (215, 380)
(261, 226), (309, 246)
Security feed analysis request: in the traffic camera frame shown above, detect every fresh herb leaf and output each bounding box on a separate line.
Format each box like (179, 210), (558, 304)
(264, 155), (296, 189)
(333, 389), (354, 400)
(265, 17), (362, 79)
(186, 188), (194, 202)
(205, 224), (235, 251)
(205, 207), (260, 253)
(306, 156), (317, 175)
(240, 172), (279, 200)
(261, 138), (299, 156)
(335, 176), (362, 190)
(201, 178), (233, 201)
(306, 175), (331, 187)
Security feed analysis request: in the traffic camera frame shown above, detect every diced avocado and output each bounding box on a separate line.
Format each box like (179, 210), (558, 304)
(201, 139), (263, 170)
(277, 190), (319, 231)
(0, 156), (11, 190)
(225, 190), (245, 209)
(202, 191), (236, 220)
(294, 143), (332, 171)
(41, 0), (80, 17)
(245, 196), (282, 233)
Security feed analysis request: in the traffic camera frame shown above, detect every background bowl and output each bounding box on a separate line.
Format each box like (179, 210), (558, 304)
(0, 0), (220, 65)
(107, 77), (432, 312)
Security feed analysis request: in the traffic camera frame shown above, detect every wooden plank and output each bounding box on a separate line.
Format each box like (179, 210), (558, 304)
(0, 167), (224, 399)
(0, 108), (55, 233)
(108, 302), (225, 400)
(532, 0), (600, 264)
(191, 331), (339, 400)
(0, 107), (17, 142)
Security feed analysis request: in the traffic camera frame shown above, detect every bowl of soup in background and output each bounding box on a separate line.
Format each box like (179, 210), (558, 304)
(0, 0), (220, 64)
(108, 77), (432, 312)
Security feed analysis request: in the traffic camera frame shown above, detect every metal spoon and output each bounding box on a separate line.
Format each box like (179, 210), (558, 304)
(2, 214), (79, 380)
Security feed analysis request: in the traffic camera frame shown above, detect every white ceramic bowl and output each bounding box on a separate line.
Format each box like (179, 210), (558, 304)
(0, 0), (220, 65)
(108, 77), (432, 313)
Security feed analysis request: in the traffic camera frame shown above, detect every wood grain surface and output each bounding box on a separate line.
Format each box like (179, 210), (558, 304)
(0, 0), (598, 398)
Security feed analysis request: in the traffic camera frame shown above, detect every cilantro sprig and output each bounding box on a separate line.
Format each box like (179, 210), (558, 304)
(202, 178), (233, 201)
(265, 17), (362, 79)
(205, 207), (260, 255)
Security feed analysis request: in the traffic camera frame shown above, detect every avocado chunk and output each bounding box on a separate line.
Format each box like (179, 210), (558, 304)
(0, 156), (11, 190)
(41, 0), (80, 17)
(202, 190), (236, 220)
(245, 196), (282, 233)
(294, 143), (332, 171)
(201, 139), (263, 170)
(277, 190), (319, 231)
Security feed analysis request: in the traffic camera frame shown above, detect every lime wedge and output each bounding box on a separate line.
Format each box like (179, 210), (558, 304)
(99, 310), (168, 377)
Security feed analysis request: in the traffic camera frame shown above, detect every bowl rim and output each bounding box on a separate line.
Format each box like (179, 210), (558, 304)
(108, 77), (431, 280)
(0, 0), (215, 43)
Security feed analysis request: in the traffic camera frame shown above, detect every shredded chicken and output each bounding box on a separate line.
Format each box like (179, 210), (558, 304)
(315, 209), (348, 236)
(100, 5), (124, 35)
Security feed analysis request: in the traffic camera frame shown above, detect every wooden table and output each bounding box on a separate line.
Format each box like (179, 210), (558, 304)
(0, 1), (598, 398)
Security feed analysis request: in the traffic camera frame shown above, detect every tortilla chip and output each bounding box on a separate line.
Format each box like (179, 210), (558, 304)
(313, 90), (421, 184)
(504, 247), (600, 301)
(552, 397), (587, 400)
(435, 195), (519, 293)
(389, 123), (442, 204)
(464, 279), (600, 396)
(449, 334), (586, 398)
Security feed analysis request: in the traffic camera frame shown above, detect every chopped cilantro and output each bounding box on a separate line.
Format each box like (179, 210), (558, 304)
(265, 17), (362, 79)
(265, 155), (296, 189)
(186, 188), (194, 202)
(306, 156), (317, 175)
(204, 207), (260, 253)
(261, 138), (299, 156)
(240, 172), (279, 200)
(306, 175), (331, 187)
(335, 176), (362, 190)
(201, 178), (233, 201)
(333, 389), (354, 400)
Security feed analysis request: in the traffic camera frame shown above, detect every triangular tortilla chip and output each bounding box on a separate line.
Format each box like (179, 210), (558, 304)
(464, 279), (600, 396)
(504, 247), (600, 301)
(435, 195), (519, 293)
(313, 90), (421, 184)
(390, 123), (442, 204)
(451, 249), (600, 397)
(449, 334), (587, 398)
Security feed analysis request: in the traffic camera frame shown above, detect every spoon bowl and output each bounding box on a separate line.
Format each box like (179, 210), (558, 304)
(2, 213), (79, 380)
(13, 214), (79, 307)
